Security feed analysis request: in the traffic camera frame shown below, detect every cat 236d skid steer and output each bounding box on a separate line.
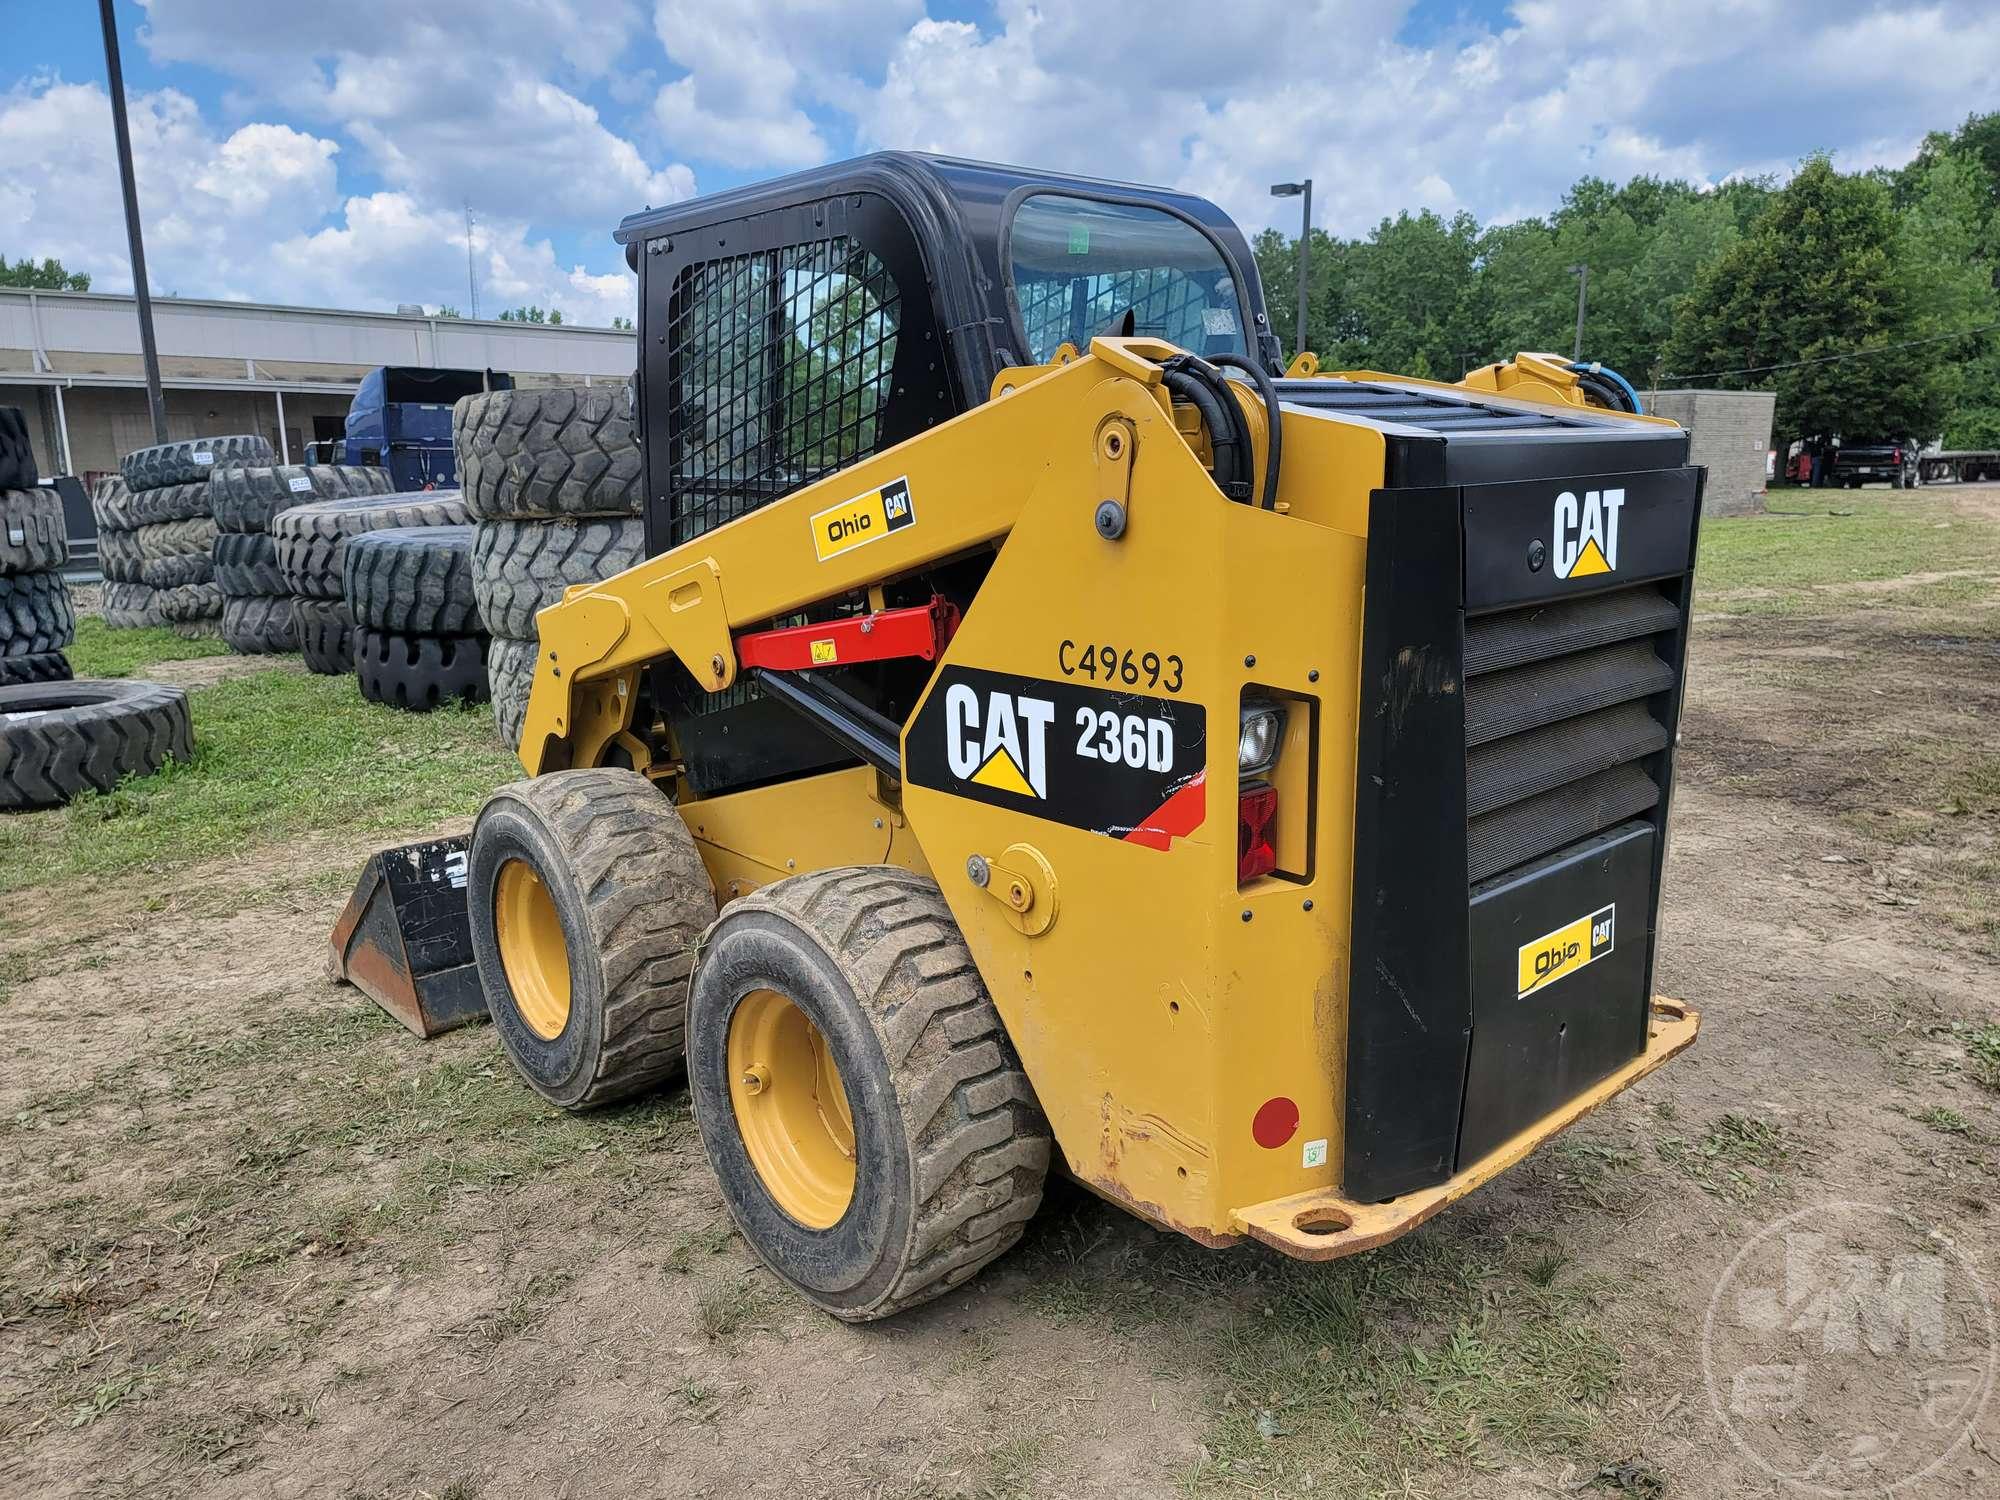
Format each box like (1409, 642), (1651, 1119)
(462, 154), (1703, 1321)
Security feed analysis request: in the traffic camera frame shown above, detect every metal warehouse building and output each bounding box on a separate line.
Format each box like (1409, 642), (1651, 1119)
(0, 289), (637, 483)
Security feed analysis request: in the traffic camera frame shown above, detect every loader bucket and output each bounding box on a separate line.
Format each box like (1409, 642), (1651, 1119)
(328, 835), (487, 1038)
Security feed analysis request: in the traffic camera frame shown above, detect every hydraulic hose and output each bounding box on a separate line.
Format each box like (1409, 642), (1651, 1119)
(1570, 360), (1644, 415)
(1161, 358), (1252, 502)
(1210, 351), (1283, 510)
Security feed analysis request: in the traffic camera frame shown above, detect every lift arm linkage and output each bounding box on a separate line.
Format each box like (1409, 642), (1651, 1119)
(517, 338), (1188, 774)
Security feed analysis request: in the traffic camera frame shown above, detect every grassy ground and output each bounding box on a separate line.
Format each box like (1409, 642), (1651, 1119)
(2, 643), (516, 895)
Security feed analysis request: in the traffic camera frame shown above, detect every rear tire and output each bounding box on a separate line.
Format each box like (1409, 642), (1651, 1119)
(686, 868), (1050, 1322)
(468, 767), (718, 1108)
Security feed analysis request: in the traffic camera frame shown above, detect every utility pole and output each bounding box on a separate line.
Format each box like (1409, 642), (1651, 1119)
(98, 0), (168, 443)
(465, 202), (479, 319)
(1270, 179), (1313, 363)
(1570, 262), (1590, 363)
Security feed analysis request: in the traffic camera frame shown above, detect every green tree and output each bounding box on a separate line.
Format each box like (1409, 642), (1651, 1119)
(611, 314), (634, 330)
(499, 305), (563, 324)
(1665, 155), (1949, 443)
(0, 255), (90, 290)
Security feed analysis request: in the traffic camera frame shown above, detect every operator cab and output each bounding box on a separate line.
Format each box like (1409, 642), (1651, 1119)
(613, 153), (1279, 797)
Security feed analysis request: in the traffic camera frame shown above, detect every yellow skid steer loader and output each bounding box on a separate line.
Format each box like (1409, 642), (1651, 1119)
(460, 155), (1701, 1321)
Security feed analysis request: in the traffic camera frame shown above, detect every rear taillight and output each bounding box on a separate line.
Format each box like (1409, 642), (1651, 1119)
(1238, 782), (1278, 883)
(1892, 446), (1903, 464)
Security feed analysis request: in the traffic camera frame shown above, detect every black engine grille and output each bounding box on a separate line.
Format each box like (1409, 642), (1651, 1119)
(1463, 584), (1680, 884)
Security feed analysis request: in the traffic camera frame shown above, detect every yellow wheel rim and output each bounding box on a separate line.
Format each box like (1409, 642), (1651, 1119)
(727, 988), (856, 1229)
(495, 859), (572, 1041)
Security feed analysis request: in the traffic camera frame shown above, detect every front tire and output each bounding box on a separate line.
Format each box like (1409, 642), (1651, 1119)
(469, 768), (717, 1108)
(686, 868), (1050, 1322)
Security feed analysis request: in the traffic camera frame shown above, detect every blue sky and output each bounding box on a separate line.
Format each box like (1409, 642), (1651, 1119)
(4, 1), (1994, 325)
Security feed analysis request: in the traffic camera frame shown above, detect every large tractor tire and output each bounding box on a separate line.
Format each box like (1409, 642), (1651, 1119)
(0, 488), (69, 575)
(455, 385), (642, 521)
(686, 868), (1051, 1322)
(134, 516), (219, 560)
(342, 525), (482, 635)
(294, 597), (355, 675)
(0, 679), (192, 809)
(220, 594), (297, 654)
(97, 526), (144, 583)
(209, 462), (394, 534)
(138, 551), (214, 588)
(0, 651), (72, 687)
(90, 473), (131, 530)
(487, 635), (537, 749)
(0, 571), (76, 657)
(121, 433), (272, 492)
(0, 407), (36, 490)
(470, 517), (645, 640)
(272, 490), (469, 599)
(212, 532), (286, 596)
(354, 627), (488, 710)
(468, 767), (717, 1108)
(101, 580), (167, 630)
(107, 480), (211, 529)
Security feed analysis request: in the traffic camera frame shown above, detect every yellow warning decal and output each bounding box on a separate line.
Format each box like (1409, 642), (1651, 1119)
(1517, 903), (1615, 998)
(811, 475), (915, 562)
(809, 638), (838, 664)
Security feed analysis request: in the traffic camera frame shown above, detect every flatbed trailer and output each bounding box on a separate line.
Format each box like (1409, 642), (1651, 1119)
(1919, 450), (2000, 484)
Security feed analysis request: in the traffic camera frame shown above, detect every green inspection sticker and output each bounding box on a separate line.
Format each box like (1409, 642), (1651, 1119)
(1067, 225), (1090, 255)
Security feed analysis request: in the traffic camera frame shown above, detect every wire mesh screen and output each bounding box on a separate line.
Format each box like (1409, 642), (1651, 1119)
(667, 236), (902, 545)
(1014, 268), (1219, 364)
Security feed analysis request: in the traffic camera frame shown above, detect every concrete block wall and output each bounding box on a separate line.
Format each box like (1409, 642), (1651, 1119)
(1646, 389), (1775, 517)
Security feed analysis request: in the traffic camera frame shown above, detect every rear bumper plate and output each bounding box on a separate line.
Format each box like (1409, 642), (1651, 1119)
(1230, 996), (1697, 1261)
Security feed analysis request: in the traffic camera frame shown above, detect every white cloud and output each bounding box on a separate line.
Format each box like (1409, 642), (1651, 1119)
(0, 78), (634, 324)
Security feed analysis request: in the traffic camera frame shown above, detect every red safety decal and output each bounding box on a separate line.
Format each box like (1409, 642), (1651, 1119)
(1123, 771), (1207, 851)
(1252, 1096), (1300, 1150)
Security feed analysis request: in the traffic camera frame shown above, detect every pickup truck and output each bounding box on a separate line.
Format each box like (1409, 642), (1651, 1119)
(1829, 441), (1920, 488)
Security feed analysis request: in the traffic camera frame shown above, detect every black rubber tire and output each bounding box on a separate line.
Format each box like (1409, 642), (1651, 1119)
(220, 594), (297, 654)
(0, 678), (192, 809)
(342, 525), (482, 634)
(354, 627), (489, 710)
(1, 488), (68, 575)
(468, 768), (718, 1109)
(470, 517), (644, 640)
(101, 580), (167, 630)
(272, 490), (470, 599)
(0, 571), (76, 657)
(122, 434), (272, 492)
(212, 532), (286, 596)
(455, 386), (642, 521)
(138, 552), (215, 588)
(488, 635), (537, 748)
(97, 527), (144, 583)
(156, 580), (224, 626)
(109, 480), (211, 528)
(686, 868), (1050, 1321)
(0, 651), (71, 686)
(0, 407), (36, 490)
(90, 473), (131, 531)
(173, 618), (221, 641)
(294, 597), (355, 675)
(134, 516), (219, 561)
(210, 463), (396, 534)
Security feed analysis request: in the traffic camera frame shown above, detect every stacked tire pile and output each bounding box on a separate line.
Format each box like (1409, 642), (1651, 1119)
(1, 406), (75, 685)
(273, 490), (485, 708)
(456, 385), (645, 748)
(98, 435), (273, 636)
(1, 407), (194, 810)
(210, 463), (394, 655)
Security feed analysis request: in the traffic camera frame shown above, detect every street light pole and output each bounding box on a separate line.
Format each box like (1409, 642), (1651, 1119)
(1569, 262), (1590, 364)
(98, 0), (168, 445)
(1270, 179), (1313, 363)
